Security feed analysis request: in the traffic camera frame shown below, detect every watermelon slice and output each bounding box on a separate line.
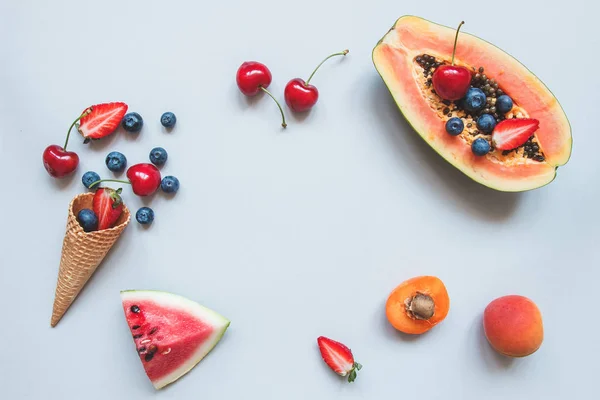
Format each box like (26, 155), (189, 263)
(120, 290), (230, 389)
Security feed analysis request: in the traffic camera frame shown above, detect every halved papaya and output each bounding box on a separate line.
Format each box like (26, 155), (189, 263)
(372, 16), (572, 192)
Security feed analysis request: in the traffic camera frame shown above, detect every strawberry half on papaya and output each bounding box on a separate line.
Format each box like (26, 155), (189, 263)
(372, 16), (572, 192)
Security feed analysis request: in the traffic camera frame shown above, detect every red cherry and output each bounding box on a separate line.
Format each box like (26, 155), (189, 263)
(42, 108), (92, 178)
(236, 61), (287, 128)
(42, 144), (79, 178)
(432, 66), (471, 101)
(431, 21), (471, 101)
(236, 61), (272, 96)
(284, 79), (319, 112)
(284, 50), (349, 112)
(126, 163), (161, 196)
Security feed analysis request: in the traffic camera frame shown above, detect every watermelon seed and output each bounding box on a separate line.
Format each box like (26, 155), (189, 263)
(133, 334), (143, 339)
(132, 325), (140, 330)
(140, 339), (151, 345)
(138, 347), (147, 353)
(130, 305), (140, 313)
(144, 352), (154, 362)
(161, 348), (172, 355)
(149, 327), (158, 335)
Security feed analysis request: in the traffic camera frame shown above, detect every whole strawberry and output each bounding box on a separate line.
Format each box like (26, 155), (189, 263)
(93, 187), (124, 230)
(317, 336), (362, 383)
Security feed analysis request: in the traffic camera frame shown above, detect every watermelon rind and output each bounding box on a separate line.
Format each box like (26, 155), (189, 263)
(120, 290), (230, 389)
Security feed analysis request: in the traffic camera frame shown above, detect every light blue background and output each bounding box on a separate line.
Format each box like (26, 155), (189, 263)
(1, 0), (597, 399)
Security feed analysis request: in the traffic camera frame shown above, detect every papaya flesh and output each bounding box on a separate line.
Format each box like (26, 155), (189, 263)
(372, 16), (572, 192)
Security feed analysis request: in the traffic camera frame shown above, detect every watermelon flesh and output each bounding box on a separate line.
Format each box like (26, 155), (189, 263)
(120, 290), (230, 389)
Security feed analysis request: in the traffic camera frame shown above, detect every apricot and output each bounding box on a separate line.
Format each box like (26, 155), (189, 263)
(483, 295), (543, 357)
(385, 276), (450, 334)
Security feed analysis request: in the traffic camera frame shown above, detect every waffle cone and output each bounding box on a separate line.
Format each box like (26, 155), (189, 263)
(50, 193), (131, 327)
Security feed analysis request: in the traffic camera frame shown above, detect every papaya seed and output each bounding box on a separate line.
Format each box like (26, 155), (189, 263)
(405, 292), (435, 320)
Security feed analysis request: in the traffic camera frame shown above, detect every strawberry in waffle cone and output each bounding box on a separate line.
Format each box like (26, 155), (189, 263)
(50, 191), (130, 327)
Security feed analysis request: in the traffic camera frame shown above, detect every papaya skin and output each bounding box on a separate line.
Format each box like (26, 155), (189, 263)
(385, 276), (450, 334)
(483, 295), (543, 357)
(372, 16), (572, 192)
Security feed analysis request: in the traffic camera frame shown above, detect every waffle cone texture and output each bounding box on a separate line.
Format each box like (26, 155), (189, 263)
(51, 193), (130, 327)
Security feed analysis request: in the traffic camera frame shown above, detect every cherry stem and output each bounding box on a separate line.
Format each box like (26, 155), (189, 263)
(451, 21), (464, 66)
(306, 50), (349, 85)
(89, 179), (130, 189)
(259, 87), (287, 128)
(64, 107), (92, 151)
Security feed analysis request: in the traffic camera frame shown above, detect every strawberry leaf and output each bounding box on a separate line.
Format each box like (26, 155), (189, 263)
(348, 369), (357, 383)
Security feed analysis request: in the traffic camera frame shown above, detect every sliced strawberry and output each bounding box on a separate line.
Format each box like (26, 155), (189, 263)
(93, 188), (124, 230)
(317, 336), (362, 383)
(492, 118), (539, 151)
(77, 102), (128, 140)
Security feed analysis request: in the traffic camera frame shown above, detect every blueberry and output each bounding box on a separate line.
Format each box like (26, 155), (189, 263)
(445, 117), (464, 136)
(149, 147), (168, 166)
(106, 151), (127, 172)
(82, 171), (101, 189)
(160, 112), (176, 128)
(136, 207), (155, 225)
(161, 176), (180, 193)
(476, 114), (497, 133)
(122, 112), (143, 132)
(472, 138), (491, 156)
(463, 87), (487, 113)
(77, 209), (98, 232)
(496, 95), (513, 114)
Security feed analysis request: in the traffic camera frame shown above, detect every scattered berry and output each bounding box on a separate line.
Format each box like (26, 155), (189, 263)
(78, 102), (128, 140)
(463, 87), (487, 113)
(160, 112), (177, 128)
(42, 107), (95, 178)
(76, 209), (99, 232)
(284, 50), (349, 112)
(82, 171), (101, 189)
(492, 118), (540, 151)
(476, 114), (497, 133)
(136, 207), (155, 225)
(149, 147), (168, 166)
(92, 188), (124, 230)
(445, 117), (464, 136)
(126, 163), (162, 196)
(105, 151), (127, 172)
(122, 112), (144, 133)
(496, 95), (514, 114)
(42, 145), (80, 178)
(472, 138), (491, 156)
(317, 336), (362, 383)
(161, 176), (180, 193)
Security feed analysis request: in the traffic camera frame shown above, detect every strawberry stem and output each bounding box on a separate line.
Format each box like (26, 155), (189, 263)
(347, 362), (362, 383)
(306, 50), (349, 85)
(89, 179), (130, 189)
(451, 21), (464, 66)
(64, 107), (92, 151)
(259, 86), (287, 128)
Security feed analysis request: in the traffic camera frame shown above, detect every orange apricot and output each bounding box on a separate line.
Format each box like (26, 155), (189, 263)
(483, 295), (543, 357)
(385, 276), (450, 334)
